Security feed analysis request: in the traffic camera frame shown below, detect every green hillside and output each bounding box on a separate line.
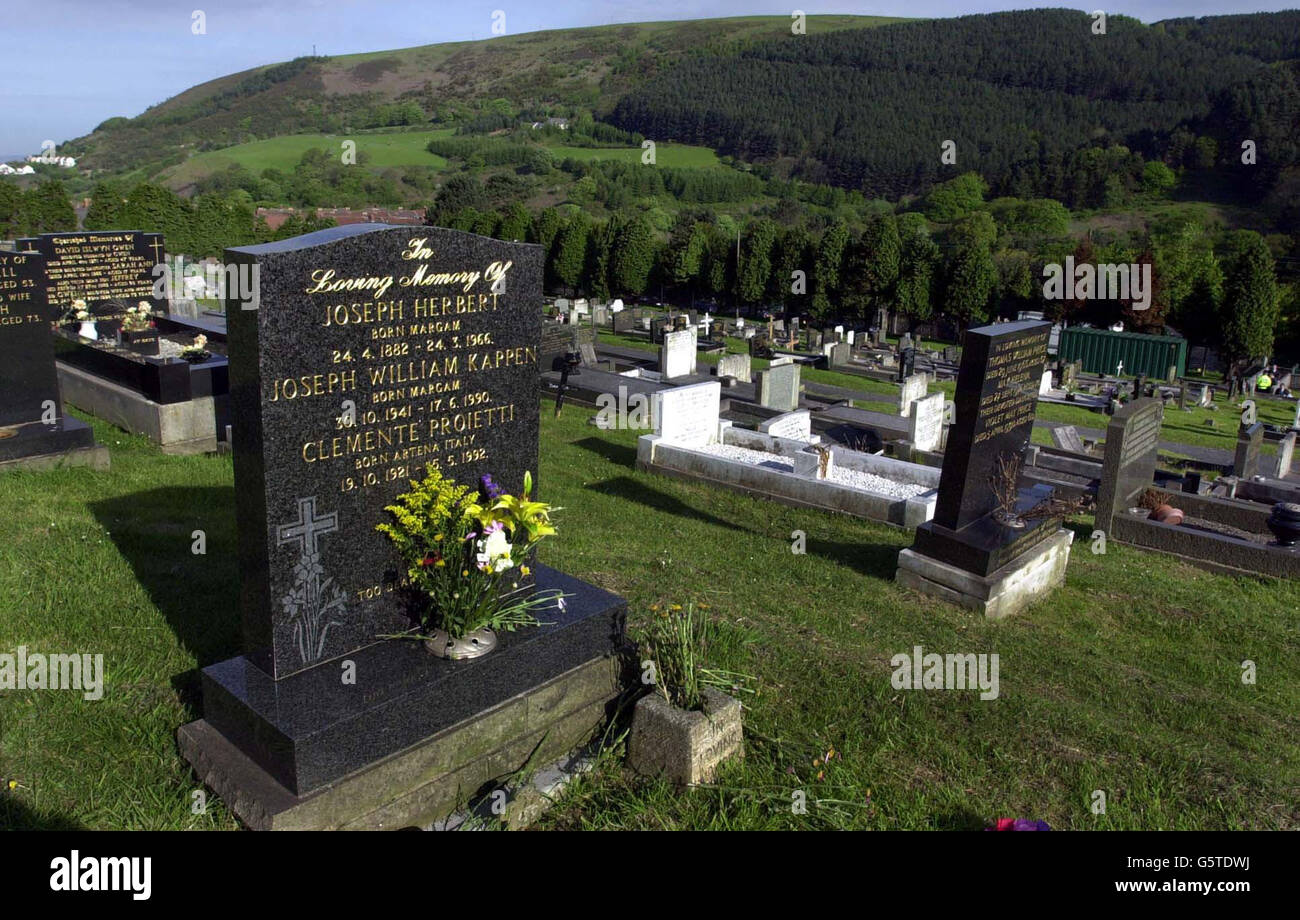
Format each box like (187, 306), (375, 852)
(65, 15), (907, 179)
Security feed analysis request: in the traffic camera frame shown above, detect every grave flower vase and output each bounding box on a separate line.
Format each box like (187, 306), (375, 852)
(77, 320), (98, 341)
(627, 688), (743, 786)
(422, 626), (498, 660)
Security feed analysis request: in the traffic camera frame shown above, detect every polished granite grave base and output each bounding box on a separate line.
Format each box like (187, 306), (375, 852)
(179, 565), (628, 826)
(897, 527), (1073, 619)
(179, 653), (625, 830)
(0, 416), (108, 473)
(58, 362), (219, 455)
(910, 486), (1060, 577)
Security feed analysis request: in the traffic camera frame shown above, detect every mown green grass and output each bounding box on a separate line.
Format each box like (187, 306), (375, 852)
(160, 129), (454, 187)
(532, 404), (1300, 830)
(2, 402), (1297, 830)
(0, 413), (240, 830)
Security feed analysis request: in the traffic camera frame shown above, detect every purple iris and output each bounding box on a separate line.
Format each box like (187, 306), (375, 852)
(481, 474), (503, 500)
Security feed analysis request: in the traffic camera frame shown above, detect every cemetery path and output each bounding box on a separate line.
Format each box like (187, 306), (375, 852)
(804, 381), (895, 406)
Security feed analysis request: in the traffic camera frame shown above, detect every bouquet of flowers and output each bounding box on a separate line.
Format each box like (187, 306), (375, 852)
(121, 301), (155, 332)
(180, 334), (209, 361)
(65, 298), (91, 325)
(377, 467), (564, 643)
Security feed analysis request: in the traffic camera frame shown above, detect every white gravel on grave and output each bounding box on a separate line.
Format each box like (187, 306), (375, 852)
(697, 442), (929, 498)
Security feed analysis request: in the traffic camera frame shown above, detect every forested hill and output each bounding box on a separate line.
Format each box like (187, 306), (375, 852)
(609, 9), (1300, 201)
(64, 15), (903, 175)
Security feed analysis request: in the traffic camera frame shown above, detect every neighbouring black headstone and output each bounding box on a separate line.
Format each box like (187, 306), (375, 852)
(21, 232), (166, 334)
(0, 250), (96, 466)
(897, 345), (916, 383)
(1094, 397), (1164, 534)
(1234, 422), (1263, 479)
(184, 224), (625, 805)
(911, 320), (1052, 575)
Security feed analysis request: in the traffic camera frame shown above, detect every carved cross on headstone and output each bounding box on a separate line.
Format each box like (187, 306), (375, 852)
(148, 237), (165, 266)
(277, 496), (338, 556)
(1115, 360), (1124, 378)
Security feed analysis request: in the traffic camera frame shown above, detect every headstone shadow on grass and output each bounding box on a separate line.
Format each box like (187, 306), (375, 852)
(805, 534), (907, 580)
(572, 435), (639, 468)
(89, 486), (241, 715)
(0, 797), (85, 831)
(584, 475), (752, 534)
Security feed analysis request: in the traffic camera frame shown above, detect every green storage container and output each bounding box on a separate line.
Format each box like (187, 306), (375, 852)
(1057, 326), (1187, 379)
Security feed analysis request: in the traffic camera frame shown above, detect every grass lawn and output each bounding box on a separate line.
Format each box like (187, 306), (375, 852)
(159, 129), (454, 188)
(2, 405), (1298, 830)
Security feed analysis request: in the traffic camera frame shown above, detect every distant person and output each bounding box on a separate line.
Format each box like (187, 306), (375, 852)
(1257, 372), (1273, 392)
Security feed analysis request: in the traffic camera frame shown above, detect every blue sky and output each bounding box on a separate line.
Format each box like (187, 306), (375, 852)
(0, 1), (1294, 156)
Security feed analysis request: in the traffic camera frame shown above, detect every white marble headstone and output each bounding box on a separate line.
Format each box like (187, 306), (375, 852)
(898, 373), (928, 417)
(660, 328), (696, 379)
(652, 381), (721, 448)
(909, 392), (945, 452)
(759, 409), (813, 442)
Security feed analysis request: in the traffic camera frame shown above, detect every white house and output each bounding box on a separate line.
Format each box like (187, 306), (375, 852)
(26, 153), (77, 168)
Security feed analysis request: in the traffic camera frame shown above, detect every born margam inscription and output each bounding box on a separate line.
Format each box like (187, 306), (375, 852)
(227, 225), (542, 679)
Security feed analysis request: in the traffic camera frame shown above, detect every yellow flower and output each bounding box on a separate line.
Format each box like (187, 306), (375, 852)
(520, 565), (531, 576)
(669, 604), (682, 611)
(435, 560), (446, 568)
(461, 569), (469, 577)
(7, 780), (15, 790)
(650, 604), (660, 612)
(434, 534), (443, 542)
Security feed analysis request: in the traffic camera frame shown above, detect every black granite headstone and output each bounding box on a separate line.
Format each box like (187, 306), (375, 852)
(0, 250), (94, 463)
(225, 225), (542, 679)
(22, 232), (166, 330)
(1094, 397), (1164, 536)
(897, 346), (916, 383)
(910, 320), (1052, 575)
(1234, 422), (1264, 479)
(191, 224), (624, 797)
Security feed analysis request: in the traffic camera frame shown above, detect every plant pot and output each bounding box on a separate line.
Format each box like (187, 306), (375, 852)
(77, 321), (98, 341)
(627, 687), (743, 786)
(422, 626), (498, 660)
(181, 350), (211, 363)
(1150, 504), (1184, 525)
(1265, 502), (1300, 547)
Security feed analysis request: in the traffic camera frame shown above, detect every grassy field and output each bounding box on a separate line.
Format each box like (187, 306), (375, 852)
(160, 129), (454, 188)
(1, 404), (1297, 830)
